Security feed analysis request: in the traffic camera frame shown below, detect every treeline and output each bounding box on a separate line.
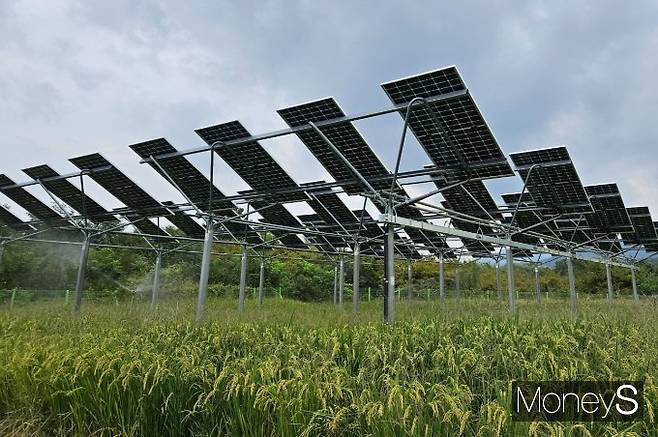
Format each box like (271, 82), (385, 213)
(1, 226), (657, 301)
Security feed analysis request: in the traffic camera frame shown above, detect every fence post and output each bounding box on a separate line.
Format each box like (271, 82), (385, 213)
(10, 289), (16, 311)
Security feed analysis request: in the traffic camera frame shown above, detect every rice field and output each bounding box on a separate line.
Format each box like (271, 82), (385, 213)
(1, 296), (658, 436)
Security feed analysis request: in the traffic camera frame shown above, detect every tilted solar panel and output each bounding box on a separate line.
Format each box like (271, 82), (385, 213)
(130, 138), (236, 212)
(249, 200), (307, 248)
(70, 154), (166, 216)
(278, 97), (391, 194)
(437, 179), (501, 219)
(381, 66), (513, 181)
(509, 147), (592, 214)
(305, 189), (359, 226)
(22, 164), (115, 222)
(584, 184), (632, 232)
(161, 201), (205, 238)
(195, 121), (306, 202)
(0, 205), (32, 230)
(626, 207), (657, 243)
(0, 175), (64, 222)
(124, 213), (169, 237)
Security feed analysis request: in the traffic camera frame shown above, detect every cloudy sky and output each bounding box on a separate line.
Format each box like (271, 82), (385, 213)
(1, 0), (657, 225)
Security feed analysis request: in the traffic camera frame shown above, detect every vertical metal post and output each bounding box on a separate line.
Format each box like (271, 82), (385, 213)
(407, 259), (413, 300)
(439, 254), (445, 301)
(631, 267), (638, 301)
(0, 244), (4, 264)
(506, 247), (515, 313)
(333, 264), (338, 305)
(258, 258), (265, 305)
(455, 265), (460, 298)
(151, 251), (162, 311)
(73, 235), (91, 313)
(238, 244), (248, 313)
(606, 263), (613, 305)
(338, 256), (345, 307)
(195, 222), (214, 324)
(495, 260), (501, 300)
(534, 267), (541, 303)
(352, 243), (360, 316)
(567, 256), (577, 313)
(384, 225), (395, 323)
(10, 289), (16, 311)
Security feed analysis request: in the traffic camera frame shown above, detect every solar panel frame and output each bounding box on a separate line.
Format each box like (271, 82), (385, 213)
(626, 207), (657, 243)
(381, 66), (513, 181)
(0, 205), (32, 230)
(437, 179), (502, 219)
(0, 175), (64, 222)
(584, 184), (632, 232)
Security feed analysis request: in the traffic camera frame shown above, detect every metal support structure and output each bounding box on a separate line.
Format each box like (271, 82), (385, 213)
(534, 267), (541, 303)
(333, 264), (338, 305)
(439, 254), (445, 301)
(195, 222), (214, 323)
(151, 251), (162, 311)
(384, 225), (395, 323)
(238, 244), (248, 312)
(506, 247), (515, 312)
(0, 244), (4, 265)
(73, 235), (91, 313)
(455, 265), (460, 297)
(606, 263), (613, 305)
(567, 256), (577, 313)
(495, 260), (501, 300)
(258, 258), (265, 305)
(352, 243), (360, 316)
(338, 256), (345, 307)
(407, 259), (413, 300)
(631, 267), (639, 301)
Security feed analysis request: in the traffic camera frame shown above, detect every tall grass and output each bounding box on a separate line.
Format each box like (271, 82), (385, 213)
(1, 296), (657, 436)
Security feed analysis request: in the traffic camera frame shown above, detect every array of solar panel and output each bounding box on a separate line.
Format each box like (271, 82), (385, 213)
(381, 66), (513, 181)
(161, 201), (205, 238)
(0, 175), (64, 222)
(70, 154), (166, 216)
(510, 147), (592, 214)
(626, 207), (657, 243)
(278, 97), (391, 194)
(437, 179), (501, 219)
(130, 138), (236, 212)
(125, 213), (168, 237)
(306, 189), (359, 226)
(0, 205), (31, 230)
(583, 184), (632, 232)
(195, 121), (306, 202)
(22, 164), (116, 222)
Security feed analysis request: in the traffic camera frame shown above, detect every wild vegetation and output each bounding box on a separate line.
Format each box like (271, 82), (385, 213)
(2, 297), (658, 436)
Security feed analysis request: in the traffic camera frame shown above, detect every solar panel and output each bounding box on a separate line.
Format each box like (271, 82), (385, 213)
(437, 179), (501, 219)
(130, 138), (236, 212)
(381, 66), (513, 181)
(0, 205), (32, 230)
(278, 97), (391, 194)
(297, 213), (346, 249)
(0, 175), (64, 223)
(584, 184), (632, 232)
(195, 121), (306, 202)
(70, 154), (166, 216)
(249, 200), (307, 248)
(22, 164), (116, 222)
(509, 147), (592, 214)
(303, 187), (360, 226)
(161, 201), (205, 237)
(626, 207), (657, 243)
(124, 213), (169, 237)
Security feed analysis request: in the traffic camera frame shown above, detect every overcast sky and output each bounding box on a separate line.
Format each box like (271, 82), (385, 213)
(1, 0), (657, 225)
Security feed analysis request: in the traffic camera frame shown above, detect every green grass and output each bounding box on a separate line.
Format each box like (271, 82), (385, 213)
(1, 295), (658, 436)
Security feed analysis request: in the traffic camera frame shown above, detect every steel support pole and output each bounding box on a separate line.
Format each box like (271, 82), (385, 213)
(238, 245), (248, 313)
(333, 264), (338, 305)
(73, 235), (91, 313)
(439, 254), (445, 301)
(0, 244), (4, 264)
(384, 225), (395, 323)
(338, 256), (345, 307)
(606, 263), (613, 305)
(495, 261), (502, 301)
(195, 223), (214, 324)
(631, 267), (639, 301)
(407, 259), (413, 300)
(567, 257), (577, 313)
(258, 259), (265, 305)
(534, 267), (541, 303)
(151, 251), (162, 311)
(506, 247), (515, 312)
(353, 243), (360, 316)
(455, 265), (460, 298)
